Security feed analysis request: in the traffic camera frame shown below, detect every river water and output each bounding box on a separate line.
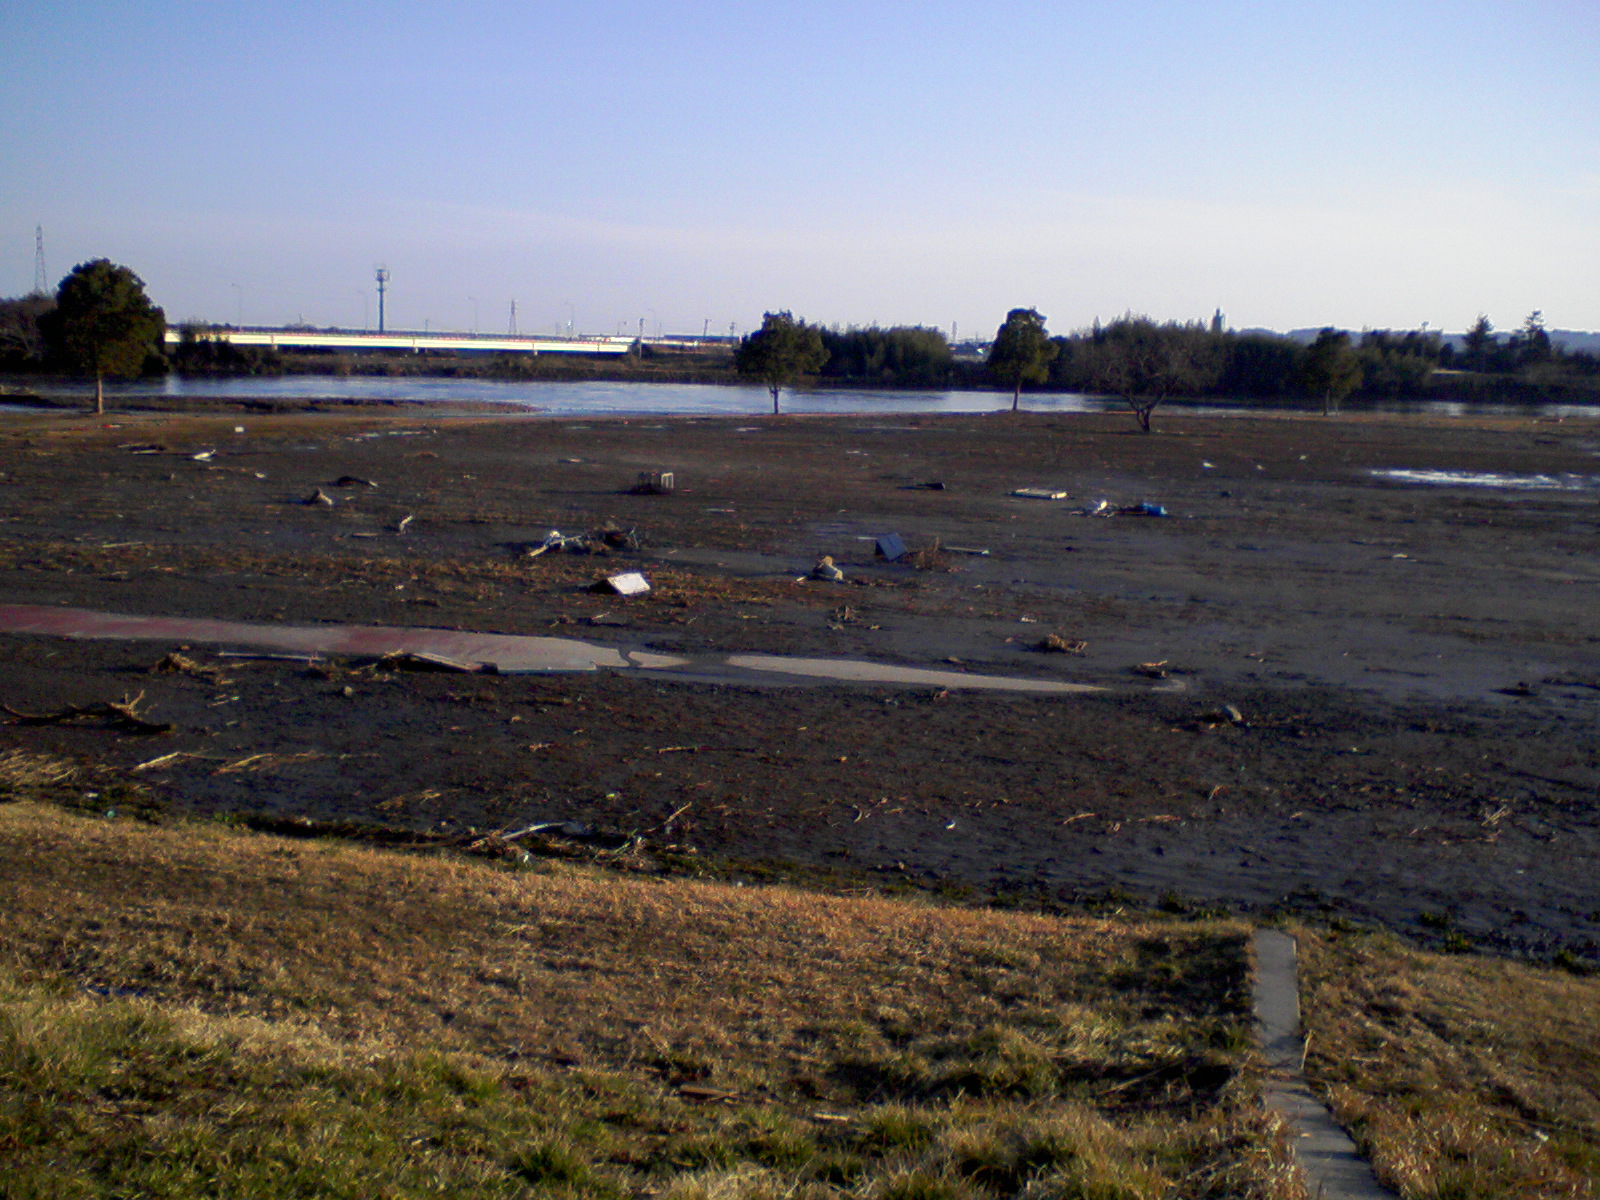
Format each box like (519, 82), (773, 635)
(9, 375), (1600, 420)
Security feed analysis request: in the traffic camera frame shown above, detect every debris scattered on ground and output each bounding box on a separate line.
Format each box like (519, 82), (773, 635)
(1194, 705), (1248, 730)
(810, 555), (845, 582)
(149, 652), (231, 684)
(1012, 488), (1069, 500)
(118, 443), (166, 454)
(907, 542), (955, 572)
(902, 480), (946, 490)
(594, 522), (641, 551)
(1076, 499), (1169, 517)
(590, 571), (651, 596)
(1035, 634), (1088, 654)
(303, 488), (335, 506)
(330, 475), (378, 488)
(944, 545), (991, 556)
(395, 514), (414, 533)
(527, 523), (641, 557)
(1, 692), (171, 735)
(130, 750), (207, 772)
(527, 530), (578, 557)
(875, 533), (907, 561)
(1132, 661), (1169, 679)
(830, 604), (857, 626)
(375, 650), (489, 674)
(215, 751), (328, 774)
(214, 650), (324, 663)
(191, 450), (215, 462)
(631, 470), (675, 494)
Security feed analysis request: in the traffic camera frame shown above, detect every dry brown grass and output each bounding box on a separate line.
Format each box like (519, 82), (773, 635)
(0, 748), (77, 792)
(1297, 924), (1600, 1198)
(0, 801), (1300, 1197)
(0, 801), (1230, 1093)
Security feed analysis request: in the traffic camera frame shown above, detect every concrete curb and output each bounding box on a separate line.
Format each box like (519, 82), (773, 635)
(1253, 928), (1395, 1198)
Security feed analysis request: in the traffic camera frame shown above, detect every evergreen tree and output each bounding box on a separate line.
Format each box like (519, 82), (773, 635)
(987, 308), (1056, 411)
(1302, 329), (1361, 414)
(38, 260), (165, 414)
(735, 311), (827, 414)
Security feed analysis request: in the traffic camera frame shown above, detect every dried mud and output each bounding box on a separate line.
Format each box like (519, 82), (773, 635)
(1, 405), (1597, 960)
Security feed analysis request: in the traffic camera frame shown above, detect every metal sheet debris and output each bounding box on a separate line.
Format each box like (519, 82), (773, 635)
(591, 572), (651, 596)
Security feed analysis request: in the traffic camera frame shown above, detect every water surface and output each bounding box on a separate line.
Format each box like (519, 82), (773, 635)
(10, 375), (1600, 420)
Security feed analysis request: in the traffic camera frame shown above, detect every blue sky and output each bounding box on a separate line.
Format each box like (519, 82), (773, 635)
(3, 1), (1596, 337)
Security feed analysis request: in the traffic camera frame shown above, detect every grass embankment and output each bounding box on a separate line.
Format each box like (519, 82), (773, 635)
(1299, 927), (1600, 1198)
(0, 771), (1296, 1199)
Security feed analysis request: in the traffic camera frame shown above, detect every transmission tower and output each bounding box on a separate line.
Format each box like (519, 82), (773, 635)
(32, 226), (47, 295)
(374, 266), (390, 332)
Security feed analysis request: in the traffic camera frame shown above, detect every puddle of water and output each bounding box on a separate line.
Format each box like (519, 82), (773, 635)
(1370, 468), (1600, 491)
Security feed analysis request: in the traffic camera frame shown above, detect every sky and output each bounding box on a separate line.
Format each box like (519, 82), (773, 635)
(2, 1), (1597, 339)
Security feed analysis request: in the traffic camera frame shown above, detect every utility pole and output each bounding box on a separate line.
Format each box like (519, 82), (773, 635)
(32, 226), (47, 296)
(509, 299), (517, 335)
(375, 267), (390, 333)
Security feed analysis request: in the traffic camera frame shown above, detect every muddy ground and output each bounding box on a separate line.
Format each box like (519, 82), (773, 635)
(1, 404), (1597, 959)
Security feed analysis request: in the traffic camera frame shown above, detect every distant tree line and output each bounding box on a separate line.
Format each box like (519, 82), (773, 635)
(8, 260), (1599, 418)
(1035, 310), (1600, 426)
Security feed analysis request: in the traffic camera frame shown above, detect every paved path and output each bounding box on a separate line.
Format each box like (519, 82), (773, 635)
(1254, 929), (1395, 1198)
(0, 603), (1102, 694)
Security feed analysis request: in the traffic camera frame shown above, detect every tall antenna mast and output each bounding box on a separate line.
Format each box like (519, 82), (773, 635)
(374, 266), (390, 332)
(33, 225), (47, 295)
(509, 298), (517, 335)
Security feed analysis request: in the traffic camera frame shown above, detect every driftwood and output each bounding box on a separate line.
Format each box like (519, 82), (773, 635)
(2, 691), (172, 735)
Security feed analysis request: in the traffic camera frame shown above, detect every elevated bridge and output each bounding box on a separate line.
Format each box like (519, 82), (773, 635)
(168, 327), (649, 355)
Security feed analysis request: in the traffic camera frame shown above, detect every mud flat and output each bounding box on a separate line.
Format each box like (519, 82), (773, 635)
(1, 405), (1597, 959)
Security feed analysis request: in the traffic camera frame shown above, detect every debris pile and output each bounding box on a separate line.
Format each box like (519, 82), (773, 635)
(527, 522), (642, 557)
(630, 470), (675, 495)
(810, 555), (845, 582)
(1076, 499), (1169, 517)
(1035, 634), (1088, 654)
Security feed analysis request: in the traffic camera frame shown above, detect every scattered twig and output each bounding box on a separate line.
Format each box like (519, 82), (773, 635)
(2, 693), (172, 735)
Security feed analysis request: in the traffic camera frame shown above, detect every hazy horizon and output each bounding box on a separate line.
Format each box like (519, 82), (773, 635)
(4, 2), (1595, 340)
